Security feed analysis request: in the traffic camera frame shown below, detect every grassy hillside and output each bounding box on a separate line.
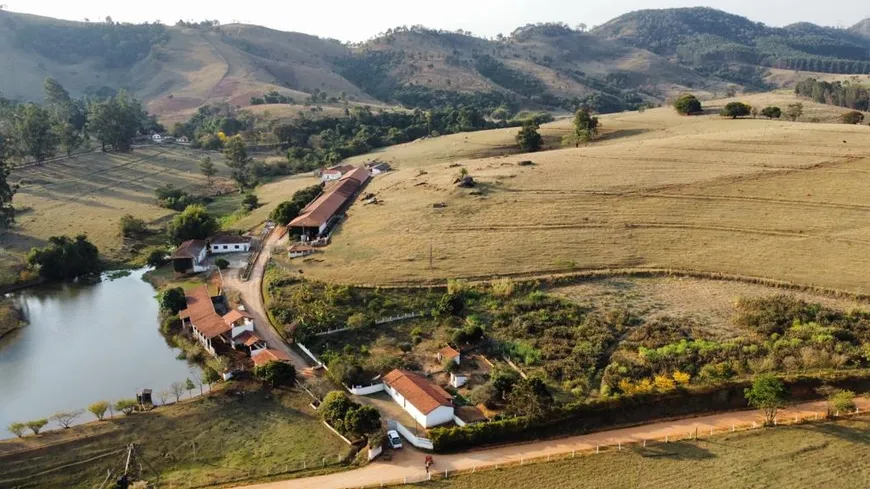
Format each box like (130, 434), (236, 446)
(296, 92), (870, 293)
(408, 417), (870, 489)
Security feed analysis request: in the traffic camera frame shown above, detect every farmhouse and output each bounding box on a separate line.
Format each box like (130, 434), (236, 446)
(289, 167), (371, 238)
(179, 285), (231, 357)
(383, 369), (454, 428)
(171, 240), (208, 274)
(320, 164), (355, 182)
(210, 234), (251, 254)
(252, 348), (292, 367)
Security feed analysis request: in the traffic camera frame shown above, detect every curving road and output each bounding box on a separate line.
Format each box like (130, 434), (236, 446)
(223, 228), (310, 372)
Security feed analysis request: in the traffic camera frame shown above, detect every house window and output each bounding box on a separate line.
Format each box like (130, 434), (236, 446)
(223, 245), (228, 250)
(234, 245), (240, 249)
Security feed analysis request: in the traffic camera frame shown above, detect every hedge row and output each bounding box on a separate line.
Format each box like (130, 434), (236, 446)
(430, 371), (870, 452)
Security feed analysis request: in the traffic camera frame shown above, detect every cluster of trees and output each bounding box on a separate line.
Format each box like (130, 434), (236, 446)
(0, 131), (16, 228)
(250, 90), (295, 106)
(167, 204), (218, 244)
(319, 391), (381, 439)
(26, 235), (100, 280)
(270, 184), (323, 225)
(795, 78), (870, 112)
(170, 103), (256, 150)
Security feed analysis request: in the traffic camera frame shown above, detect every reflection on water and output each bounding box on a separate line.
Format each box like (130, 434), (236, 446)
(0, 269), (198, 438)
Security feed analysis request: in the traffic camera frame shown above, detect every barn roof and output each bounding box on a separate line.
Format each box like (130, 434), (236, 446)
(223, 309), (252, 324)
(439, 346), (460, 360)
(289, 167), (370, 228)
(171, 240), (207, 260)
(252, 348), (291, 366)
(179, 285), (231, 339)
(211, 234), (251, 245)
(384, 369), (453, 415)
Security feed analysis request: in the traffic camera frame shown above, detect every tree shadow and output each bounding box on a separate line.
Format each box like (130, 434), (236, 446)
(630, 440), (717, 460)
(597, 128), (651, 142)
(793, 419), (870, 445)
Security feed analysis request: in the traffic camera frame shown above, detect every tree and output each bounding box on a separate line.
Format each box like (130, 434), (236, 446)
(26, 418), (48, 435)
(203, 367), (220, 389)
(0, 133), (17, 229)
(515, 121), (542, 152)
(115, 399), (138, 415)
(744, 374), (787, 425)
(50, 409), (83, 428)
(119, 214), (147, 237)
(215, 258), (229, 269)
(26, 234), (100, 280)
(720, 102), (752, 119)
(469, 382), (499, 408)
(840, 110), (865, 124)
(241, 193), (259, 211)
(170, 381), (185, 402)
(223, 135), (252, 190)
(146, 248), (168, 268)
(506, 377), (553, 419)
(7, 422), (26, 437)
(167, 204), (218, 244)
(87, 91), (145, 152)
(44, 77), (71, 107)
(159, 287), (186, 314)
(673, 94), (702, 115)
(785, 103), (803, 121)
(761, 106), (782, 119)
(270, 200), (302, 225)
(254, 361), (297, 387)
(343, 405), (381, 438)
(191, 371), (205, 395)
(56, 122), (82, 157)
(184, 378), (196, 398)
(320, 391), (356, 430)
(198, 156), (217, 186)
(158, 390), (169, 405)
(15, 103), (57, 163)
(750, 106), (759, 119)
(88, 401), (110, 421)
(826, 389), (856, 417)
(490, 368), (520, 400)
(572, 108), (600, 145)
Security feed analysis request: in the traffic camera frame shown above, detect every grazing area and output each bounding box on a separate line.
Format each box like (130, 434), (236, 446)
(0, 383), (352, 489)
(408, 417), (870, 489)
(2, 146), (234, 263)
(296, 94), (870, 294)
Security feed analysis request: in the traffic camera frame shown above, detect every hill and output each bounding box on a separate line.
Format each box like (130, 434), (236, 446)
(295, 92), (870, 293)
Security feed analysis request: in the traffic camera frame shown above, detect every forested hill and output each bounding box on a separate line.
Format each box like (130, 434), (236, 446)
(593, 7), (870, 74)
(2, 8), (870, 121)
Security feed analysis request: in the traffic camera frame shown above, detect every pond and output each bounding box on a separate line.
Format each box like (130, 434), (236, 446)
(0, 269), (198, 438)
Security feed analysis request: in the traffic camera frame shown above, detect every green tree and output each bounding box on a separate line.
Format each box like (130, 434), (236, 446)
(254, 360), (297, 387)
(43, 77), (71, 107)
(319, 391), (356, 431)
(223, 135), (252, 190)
(571, 108), (600, 145)
(115, 399), (138, 415)
(720, 102), (752, 119)
(27, 234), (100, 280)
(215, 258), (229, 269)
(761, 106), (782, 119)
(202, 367), (221, 387)
(198, 156), (217, 186)
(88, 401), (110, 421)
(146, 248), (167, 268)
(469, 382), (500, 408)
(8, 422), (26, 437)
(241, 193), (259, 211)
(56, 122), (82, 157)
(744, 374), (787, 425)
(673, 93), (702, 115)
(167, 204), (218, 244)
(87, 90), (145, 152)
(26, 418), (48, 435)
(785, 103), (804, 121)
(343, 405), (381, 438)
(270, 200), (302, 225)
(515, 121), (542, 152)
(827, 389), (856, 417)
(506, 377), (553, 419)
(0, 133), (17, 229)
(159, 287), (187, 314)
(840, 110), (865, 124)
(184, 378), (196, 397)
(50, 409), (83, 428)
(490, 368), (520, 399)
(15, 103), (57, 163)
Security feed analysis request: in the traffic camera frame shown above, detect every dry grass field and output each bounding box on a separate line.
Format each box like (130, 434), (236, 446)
(1, 147), (230, 262)
(408, 417), (870, 489)
(296, 93), (870, 293)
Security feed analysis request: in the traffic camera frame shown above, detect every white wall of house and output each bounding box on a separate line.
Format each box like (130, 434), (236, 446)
(191, 246), (209, 272)
(210, 242), (250, 254)
(321, 172), (341, 182)
(230, 322), (254, 338)
(385, 384), (454, 428)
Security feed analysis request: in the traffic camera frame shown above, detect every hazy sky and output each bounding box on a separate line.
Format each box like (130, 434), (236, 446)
(7, 0), (870, 42)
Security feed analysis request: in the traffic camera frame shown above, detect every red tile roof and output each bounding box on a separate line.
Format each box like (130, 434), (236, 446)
(252, 348), (292, 366)
(210, 234), (251, 245)
(234, 330), (263, 347)
(439, 346), (460, 360)
(384, 369), (453, 415)
(289, 167), (370, 229)
(222, 309), (252, 325)
(179, 285), (231, 339)
(327, 164), (355, 174)
(171, 240), (207, 260)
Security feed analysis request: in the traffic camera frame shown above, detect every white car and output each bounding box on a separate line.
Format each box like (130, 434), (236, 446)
(387, 430), (403, 449)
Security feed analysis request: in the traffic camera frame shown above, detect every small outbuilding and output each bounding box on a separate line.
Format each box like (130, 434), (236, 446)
(288, 244), (316, 258)
(437, 346), (461, 366)
(171, 240), (208, 274)
(383, 369), (454, 428)
(252, 348), (292, 367)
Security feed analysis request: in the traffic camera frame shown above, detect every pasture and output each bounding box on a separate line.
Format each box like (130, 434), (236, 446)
(408, 417), (870, 489)
(295, 93), (870, 294)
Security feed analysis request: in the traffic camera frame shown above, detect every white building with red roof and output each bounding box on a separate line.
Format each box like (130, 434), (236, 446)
(383, 369), (454, 428)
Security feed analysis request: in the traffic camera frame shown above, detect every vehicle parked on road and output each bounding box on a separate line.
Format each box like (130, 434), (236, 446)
(387, 430), (403, 449)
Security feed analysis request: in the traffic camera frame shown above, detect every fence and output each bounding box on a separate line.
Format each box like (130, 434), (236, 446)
(390, 420), (434, 450)
(375, 312), (424, 325)
(240, 228), (269, 281)
(316, 326), (351, 336)
(347, 383), (385, 396)
(359, 408), (869, 488)
(296, 342), (324, 368)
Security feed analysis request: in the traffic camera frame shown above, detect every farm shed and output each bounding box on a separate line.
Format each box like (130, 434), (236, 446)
(383, 369), (454, 428)
(171, 240), (208, 274)
(289, 167), (370, 238)
(209, 234), (251, 254)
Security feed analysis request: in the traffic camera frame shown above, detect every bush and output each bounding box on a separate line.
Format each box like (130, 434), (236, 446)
(155, 185), (199, 211)
(159, 287), (187, 314)
(146, 248), (167, 268)
(826, 389), (856, 417)
(720, 102), (752, 119)
(115, 399), (139, 415)
(241, 193), (259, 211)
(840, 111), (865, 125)
(88, 401), (110, 421)
(673, 94), (702, 115)
(319, 391), (381, 438)
(254, 360), (297, 387)
(7, 422), (26, 437)
(760, 106), (782, 119)
(119, 214), (148, 237)
(215, 258), (229, 270)
(27, 235), (100, 281)
(26, 418), (48, 435)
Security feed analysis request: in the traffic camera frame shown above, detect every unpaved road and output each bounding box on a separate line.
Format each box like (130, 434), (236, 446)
(223, 228), (309, 372)
(235, 398), (870, 489)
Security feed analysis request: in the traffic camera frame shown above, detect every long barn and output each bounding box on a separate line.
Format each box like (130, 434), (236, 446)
(288, 166), (370, 237)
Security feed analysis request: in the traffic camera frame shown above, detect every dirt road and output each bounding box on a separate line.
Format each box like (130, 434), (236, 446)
(235, 398), (870, 489)
(223, 228), (310, 372)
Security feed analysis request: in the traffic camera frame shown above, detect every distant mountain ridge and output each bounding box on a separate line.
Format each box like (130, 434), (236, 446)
(1, 7), (869, 120)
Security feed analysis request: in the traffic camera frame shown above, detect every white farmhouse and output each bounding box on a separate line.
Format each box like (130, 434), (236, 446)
(209, 234), (251, 254)
(383, 369), (454, 428)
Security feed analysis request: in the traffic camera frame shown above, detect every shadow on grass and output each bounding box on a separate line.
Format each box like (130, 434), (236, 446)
(793, 419), (870, 445)
(631, 440), (716, 461)
(598, 128), (651, 142)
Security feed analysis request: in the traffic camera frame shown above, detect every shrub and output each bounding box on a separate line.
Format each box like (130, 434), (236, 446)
(826, 389), (856, 417)
(840, 111), (865, 125)
(88, 401), (110, 420)
(159, 287), (187, 314)
(254, 360), (297, 387)
(119, 214), (148, 237)
(146, 248), (167, 268)
(115, 399), (139, 415)
(469, 382), (499, 408)
(215, 258), (229, 270)
(241, 193), (259, 211)
(673, 94), (702, 115)
(720, 102), (752, 119)
(7, 422), (26, 437)
(760, 106), (782, 119)
(26, 418), (48, 435)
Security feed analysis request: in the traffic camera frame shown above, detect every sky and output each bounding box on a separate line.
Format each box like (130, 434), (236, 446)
(6, 0), (870, 42)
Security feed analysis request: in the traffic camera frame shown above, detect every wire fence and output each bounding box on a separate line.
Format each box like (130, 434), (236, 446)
(351, 408), (868, 489)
